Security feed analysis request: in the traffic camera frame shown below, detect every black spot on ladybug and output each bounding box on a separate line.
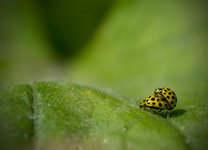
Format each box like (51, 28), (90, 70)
(162, 98), (166, 101)
(172, 92), (175, 95)
(167, 96), (170, 99)
(147, 102), (150, 105)
(149, 96), (151, 98)
(167, 88), (170, 90)
(143, 100), (146, 102)
(157, 98), (159, 101)
(159, 103), (162, 107)
(152, 102), (156, 105)
(171, 101), (174, 104)
(151, 97), (155, 100)
(164, 90), (167, 92)
(168, 92), (171, 95)
(172, 96), (175, 99)
(164, 92), (166, 95)
(146, 100), (148, 102)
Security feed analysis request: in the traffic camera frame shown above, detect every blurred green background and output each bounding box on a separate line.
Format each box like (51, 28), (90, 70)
(0, 0), (208, 149)
(0, 0), (207, 93)
(0, 0), (116, 83)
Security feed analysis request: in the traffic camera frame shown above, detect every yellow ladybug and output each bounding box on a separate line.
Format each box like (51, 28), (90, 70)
(154, 87), (177, 110)
(139, 95), (168, 110)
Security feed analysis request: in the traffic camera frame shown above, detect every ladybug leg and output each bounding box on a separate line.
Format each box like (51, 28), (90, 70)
(155, 109), (162, 115)
(139, 105), (145, 110)
(139, 102), (144, 109)
(150, 108), (157, 114)
(142, 104), (147, 110)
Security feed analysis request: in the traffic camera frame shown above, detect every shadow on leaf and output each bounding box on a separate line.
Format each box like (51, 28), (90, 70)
(159, 109), (186, 118)
(170, 109), (186, 117)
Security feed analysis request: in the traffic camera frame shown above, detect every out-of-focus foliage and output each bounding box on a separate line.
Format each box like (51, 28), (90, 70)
(69, 0), (208, 98)
(0, 0), (55, 83)
(37, 0), (116, 59)
(0, 0), (115, 83)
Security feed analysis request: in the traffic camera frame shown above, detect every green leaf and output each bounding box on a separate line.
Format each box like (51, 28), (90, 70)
(0, 85), (33, 150)
(0, 81), (194, 150)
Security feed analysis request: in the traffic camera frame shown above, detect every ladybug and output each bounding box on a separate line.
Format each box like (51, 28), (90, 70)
(139, 95), (167, 110)
(154, 87), (177, 110)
